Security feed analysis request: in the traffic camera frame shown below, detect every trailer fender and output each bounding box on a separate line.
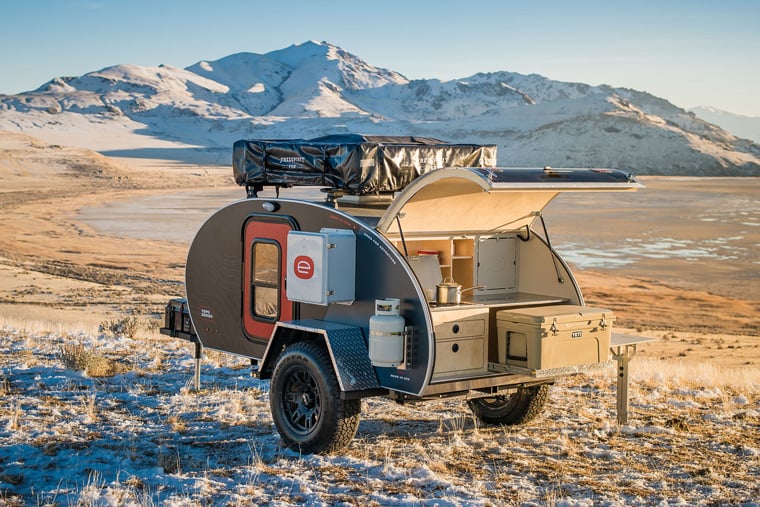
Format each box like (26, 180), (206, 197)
(260, 319), (381, 394)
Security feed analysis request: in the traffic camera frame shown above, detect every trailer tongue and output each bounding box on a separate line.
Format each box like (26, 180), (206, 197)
(161, 136), (643, 453)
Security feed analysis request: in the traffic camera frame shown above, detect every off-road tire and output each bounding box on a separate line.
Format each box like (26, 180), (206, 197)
(467, 384), (550, 426)
(269, 341), (361, 454)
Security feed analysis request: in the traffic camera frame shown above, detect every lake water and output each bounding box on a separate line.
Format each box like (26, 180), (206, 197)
(544, 177), (759, 299)
(78, 177), (760, 299)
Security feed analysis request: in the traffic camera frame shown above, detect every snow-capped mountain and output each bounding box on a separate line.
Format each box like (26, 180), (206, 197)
(1, 40), (758, 175)
(689, 106), (760, 144)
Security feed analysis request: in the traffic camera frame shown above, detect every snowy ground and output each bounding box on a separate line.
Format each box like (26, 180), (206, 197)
(0, 326), (757, 506)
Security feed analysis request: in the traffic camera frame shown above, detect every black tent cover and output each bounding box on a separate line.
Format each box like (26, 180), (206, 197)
(232, 134), (497, 195)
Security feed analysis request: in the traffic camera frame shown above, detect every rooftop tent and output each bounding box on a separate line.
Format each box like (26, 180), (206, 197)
(232, 135), (497, 195)
(376, 167), (642, 237)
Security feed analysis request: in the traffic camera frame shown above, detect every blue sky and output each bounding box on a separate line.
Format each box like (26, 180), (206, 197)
(1, 0), (758, 116)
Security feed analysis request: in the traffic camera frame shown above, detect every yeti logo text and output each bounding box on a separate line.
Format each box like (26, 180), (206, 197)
(294, 255), (315, 279)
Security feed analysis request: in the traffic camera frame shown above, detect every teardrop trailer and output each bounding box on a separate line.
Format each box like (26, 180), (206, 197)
(161, 135), (648, 453)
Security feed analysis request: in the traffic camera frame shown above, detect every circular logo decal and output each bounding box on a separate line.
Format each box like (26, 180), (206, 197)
(294, 255), (315, 279)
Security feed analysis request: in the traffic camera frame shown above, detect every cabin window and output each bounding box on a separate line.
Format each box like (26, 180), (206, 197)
(251, 241), (280, 320)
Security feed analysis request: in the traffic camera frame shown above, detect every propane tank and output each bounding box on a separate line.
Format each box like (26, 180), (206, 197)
(368, 298), (405, 367)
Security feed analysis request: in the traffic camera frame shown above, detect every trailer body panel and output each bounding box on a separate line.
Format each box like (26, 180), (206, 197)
(185, 197), (435, 396)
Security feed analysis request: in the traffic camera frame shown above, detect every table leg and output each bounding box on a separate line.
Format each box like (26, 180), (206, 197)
(611, 344), (637, 425)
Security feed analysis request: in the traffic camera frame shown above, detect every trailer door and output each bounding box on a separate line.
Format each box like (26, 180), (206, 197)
(243, 216), (295, 341)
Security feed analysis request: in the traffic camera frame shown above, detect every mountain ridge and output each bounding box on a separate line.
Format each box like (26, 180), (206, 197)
(1, 40), (758, 175)
(689, 105), (760, 144)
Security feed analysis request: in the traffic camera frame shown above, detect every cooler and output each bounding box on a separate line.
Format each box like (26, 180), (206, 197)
(496, 305), (613, 371)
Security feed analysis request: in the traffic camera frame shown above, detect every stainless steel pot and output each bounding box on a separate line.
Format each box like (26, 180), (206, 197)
(436, 278), (461, 305)
(436, 279), (486, 305)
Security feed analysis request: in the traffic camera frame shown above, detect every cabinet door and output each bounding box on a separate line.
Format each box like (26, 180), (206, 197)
(476, 237), (516, 292)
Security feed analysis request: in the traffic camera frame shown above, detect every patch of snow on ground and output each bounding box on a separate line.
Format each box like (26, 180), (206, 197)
(0, 327), (757, 505)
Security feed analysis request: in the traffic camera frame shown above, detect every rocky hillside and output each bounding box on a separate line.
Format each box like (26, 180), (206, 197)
(1, 40), (758, 175)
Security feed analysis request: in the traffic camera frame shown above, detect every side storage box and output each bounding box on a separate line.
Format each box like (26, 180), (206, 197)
(161, 297), (194, 337)
(496, 305), (613, 372)
(286, 228), (356, 306)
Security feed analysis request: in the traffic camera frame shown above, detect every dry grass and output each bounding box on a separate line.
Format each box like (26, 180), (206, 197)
(629, 356), (760, 393)
(0, 313), (100, 338)
(4, 402), (22, 432)
(59, 342), (130, 377)
(98, 315), (143, 339)
(0, 375), (10, 396)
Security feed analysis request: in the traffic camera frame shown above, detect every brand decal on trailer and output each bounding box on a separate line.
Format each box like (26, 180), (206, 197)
(294, 255), (315, 279)
(200, 307), (214, 319)
(361, 231), (397, 265)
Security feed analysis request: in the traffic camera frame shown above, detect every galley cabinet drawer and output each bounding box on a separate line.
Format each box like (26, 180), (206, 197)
(432, 336), (488, 378)
(434, 318), (485, 340)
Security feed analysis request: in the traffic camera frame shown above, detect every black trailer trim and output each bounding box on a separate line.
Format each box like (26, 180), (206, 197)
(265, 319), (381, 393)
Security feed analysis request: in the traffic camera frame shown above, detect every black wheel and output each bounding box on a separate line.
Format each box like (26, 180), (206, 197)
(269, 341), (361, 453)
(468, 384), (550, 426)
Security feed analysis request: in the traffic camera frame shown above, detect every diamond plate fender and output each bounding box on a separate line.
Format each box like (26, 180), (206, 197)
(262, 319), (380, 393)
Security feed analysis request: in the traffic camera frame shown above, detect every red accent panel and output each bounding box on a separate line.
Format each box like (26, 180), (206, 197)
(242, 219), (293, 340)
